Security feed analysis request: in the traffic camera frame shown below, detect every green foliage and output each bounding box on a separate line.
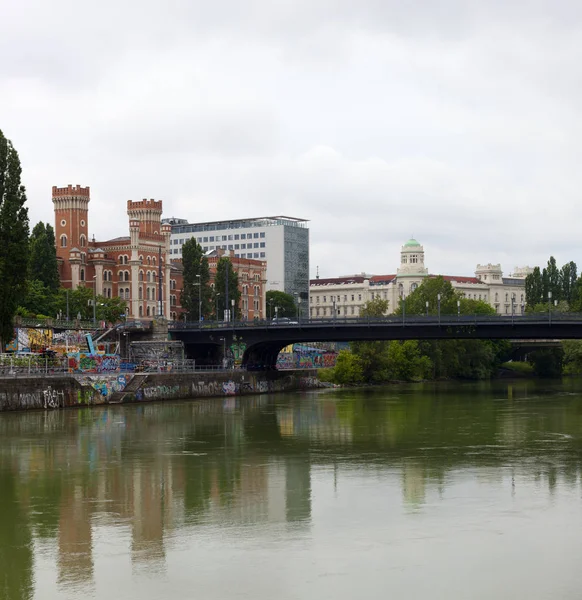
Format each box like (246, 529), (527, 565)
(500, 361), (534, 374)
(395, 276), (457, 315)
(328, 350), (364, 384)
(214, 257), (241, 319)
(29, 222), (59, 291)
(54, 287), (93, 320)
(526, 259), (579, 309)
(96, 296), (127, 324)
(525, 267), (543, 310)
(266, 290), (297, 319)
(19, 279), (57, 317)
(562, 341), (582, 375)
(181, 238), (212, 320)
(360, 297), (389, 317)
(528, 347), (564, 378)
(0, 130), (30, 348)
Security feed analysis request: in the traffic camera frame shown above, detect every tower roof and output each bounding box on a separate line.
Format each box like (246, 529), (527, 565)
(403, 238), (421, 248)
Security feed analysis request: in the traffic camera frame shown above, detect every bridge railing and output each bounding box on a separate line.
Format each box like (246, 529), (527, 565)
(169, 312), (582, 330)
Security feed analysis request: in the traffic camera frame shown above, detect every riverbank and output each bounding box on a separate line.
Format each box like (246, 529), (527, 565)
(0, 369), (323, 411)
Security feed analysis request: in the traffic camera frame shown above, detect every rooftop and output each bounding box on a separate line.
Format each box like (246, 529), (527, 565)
(171, 215), (309, 234)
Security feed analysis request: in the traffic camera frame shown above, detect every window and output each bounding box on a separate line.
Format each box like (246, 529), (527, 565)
(146, 288), (150, 300)
(80, 234), (86, 247)
(402, 255), (407, 263)
(139, 306), (143, 317)
(203, 237), (208, 242)
(254, 243), (259, 248)
(358, 294), (362, 301)
(254, 253), (259, 258)
(147, 306), (151, 316)
(260, 242), (265, 248)
(351, 306), (355, 315)
(234, 234), (239, 240)
(505, 293), (509, 302)
(260, 252), (265, 258)
(235, 244), (240, 249)
(147, 272), (151, 283)
(228, 235), (233, 240)
(210, 236), (215, 242)
(241, 243), (246, 249)
(351, 295), (354, 301)
(241, 234), (246, 239)
(147, 256), (151, 265)
(253, 233), (258, 238)
(60, 235), (67, 247)
(323, 296), (327, 302)
(80, 268), (85, 281)
(139, 287), (143, 300)
(125, 271), (129, 281)
(260, 232), (265, 238)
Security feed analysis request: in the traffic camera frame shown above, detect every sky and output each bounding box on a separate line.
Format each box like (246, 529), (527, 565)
(3, 0), (582, 279)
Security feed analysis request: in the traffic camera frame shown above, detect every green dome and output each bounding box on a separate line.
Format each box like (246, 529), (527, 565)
(403, 238), (421, 247)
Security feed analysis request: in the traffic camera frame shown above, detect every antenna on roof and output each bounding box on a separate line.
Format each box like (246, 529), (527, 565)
(316, 266), (319, 280)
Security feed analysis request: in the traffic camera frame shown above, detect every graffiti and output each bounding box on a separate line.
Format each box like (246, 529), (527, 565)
(78, 374), (132, 399)
(299, 376), (321, 389)
(276, 353), (296, 369)
(222, 380), (237, 395)
(77, 389), (93, 405)
(142, 385), (180, 400)
(70, 353), (121, 374)
(276, 349), (338, 370)
(229, 340), (247, 366)
(191, 380), (222, 397)
(241, 381), (254, 393)
(43, 387), (64, 409)
(257, 380), (269, 393)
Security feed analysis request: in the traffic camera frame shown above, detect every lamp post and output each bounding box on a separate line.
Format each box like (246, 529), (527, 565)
(457, 299), (460, 320)
(215, 292), (221, 322)
(66, 289), (70, 321)
(196, 274), (202, 325)
(92, 275), (97, 325)
(332, 299), (336, 322)
(425, 300), (429, 317)
(511, 295), (515, 325)
(275, 305), (279, 320)
(402, 296), (406, 325)
(269, 298), (274, 320)
(231, 298), (235, 327)
(437, 293), (441, 326)
(548, 290), (552, 325)
(297, 296), (301, 322)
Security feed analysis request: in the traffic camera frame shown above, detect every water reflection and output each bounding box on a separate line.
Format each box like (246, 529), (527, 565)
(0, 379), (582, 598)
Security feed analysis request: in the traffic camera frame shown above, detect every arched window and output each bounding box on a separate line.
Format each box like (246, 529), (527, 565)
(139, 271), (144, 282)
(80, 268), (85, 281)
(139, 306), (143, 317)
(139, 287), (143, 300)
(398, 283), (404, 297)
(495, 292), (498, 302)
(107, 288), (112, 298)
(123, 271), (128, 281)
(103, 271), (107, 281)
(147, 272), (151, 283)
(118, 271), (123, 281)
(147, 256), (151, 265)
(152, 256), (157, 265)
(505, 293), (509, 302)
(80, 234), (86, 247)
(60, 235), (67, 247)
(146, 306), (151, 317)
(146, 287), (150, 301)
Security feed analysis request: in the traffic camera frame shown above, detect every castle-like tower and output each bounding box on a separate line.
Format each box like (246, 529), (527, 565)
(53, 184), (91, 286)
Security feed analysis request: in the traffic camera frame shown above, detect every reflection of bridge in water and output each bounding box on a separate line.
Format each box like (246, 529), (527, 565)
(169, 314), (582, 369)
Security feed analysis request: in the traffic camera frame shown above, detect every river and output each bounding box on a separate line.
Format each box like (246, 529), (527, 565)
(1, 379), (582, 599)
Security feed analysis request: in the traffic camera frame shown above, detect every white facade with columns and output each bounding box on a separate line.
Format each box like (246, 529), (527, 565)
(309, 238), (532, 318)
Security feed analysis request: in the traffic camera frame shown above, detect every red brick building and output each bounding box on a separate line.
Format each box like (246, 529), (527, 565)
(54, 185), (267, 321)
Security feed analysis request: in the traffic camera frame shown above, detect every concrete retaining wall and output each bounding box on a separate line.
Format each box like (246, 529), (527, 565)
(0, 370), (322, 411)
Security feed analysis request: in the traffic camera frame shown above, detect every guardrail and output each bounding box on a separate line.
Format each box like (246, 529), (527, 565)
(169, 311), (582, 329)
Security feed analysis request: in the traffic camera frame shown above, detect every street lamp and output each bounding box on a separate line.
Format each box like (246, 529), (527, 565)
(297, 296), (301, 322)
(215, 292), (221, 321)
(437, 293), (441, 326)
(275, 305), (279, 320)
(92, 275), (97, 324)
(196, 274), (202, 325)
(231, 298), (235, 326)
(425, 300), (429, 317)
(402, 296), (406, 324)
(457, 299), (461, 319)
(269, 298), (274, 320)
(548, 290), (552, 325)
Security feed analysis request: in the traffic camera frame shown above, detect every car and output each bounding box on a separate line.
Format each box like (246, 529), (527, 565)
(271, 317), (299, 325)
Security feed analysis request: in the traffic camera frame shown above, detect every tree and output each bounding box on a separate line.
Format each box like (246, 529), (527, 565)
(525, 267), (543, 309)
(0, 130), (30, 348)
(29, 222), (59, 291)
(19, 280), (56, 317)
(54, 286), (93, 320)
(330, 350), (364, 384)
(96, 296), (127, 324)
(546, 256), (560, 301)
(214, 257), (241, 319)
(528, 347), (564, 378)
(181, 238), (211, 320)
(266, 290), (296, 319)
(396, 276), (457, 316)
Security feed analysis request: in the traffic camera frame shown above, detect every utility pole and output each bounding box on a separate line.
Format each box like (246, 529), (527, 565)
(158, 245), (163, 317)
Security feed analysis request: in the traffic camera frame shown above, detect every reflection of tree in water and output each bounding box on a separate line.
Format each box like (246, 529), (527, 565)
(0, 471), (33, 600)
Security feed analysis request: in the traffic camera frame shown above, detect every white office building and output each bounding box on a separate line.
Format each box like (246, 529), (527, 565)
(165, 216), (310, 304)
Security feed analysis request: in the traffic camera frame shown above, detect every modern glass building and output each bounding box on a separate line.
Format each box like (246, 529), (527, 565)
(164, 216), (309, 307)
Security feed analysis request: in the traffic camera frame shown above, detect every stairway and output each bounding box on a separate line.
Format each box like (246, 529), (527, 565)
(108, 373), (148, 404)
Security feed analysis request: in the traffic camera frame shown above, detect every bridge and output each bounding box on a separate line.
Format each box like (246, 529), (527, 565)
(169, 313), (582, 370)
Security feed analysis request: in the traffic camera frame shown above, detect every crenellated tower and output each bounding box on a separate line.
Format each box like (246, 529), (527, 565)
(127, 199), (163, 236)
(53, 184), (90, 286)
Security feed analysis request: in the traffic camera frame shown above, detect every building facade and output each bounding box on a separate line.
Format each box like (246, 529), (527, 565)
(309, 238), (531, 318)
(165, 216), (309, 303)
(54, 185), (267, 321)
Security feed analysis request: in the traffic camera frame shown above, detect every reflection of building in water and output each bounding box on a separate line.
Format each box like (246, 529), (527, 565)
(58, 485), (94, 587)
(402, 462), (426, 507)
(204, 456), (311, 525)
(276, 403), (352, 445)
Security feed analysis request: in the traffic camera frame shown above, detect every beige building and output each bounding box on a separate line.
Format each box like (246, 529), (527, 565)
(309, 238), (532, 318)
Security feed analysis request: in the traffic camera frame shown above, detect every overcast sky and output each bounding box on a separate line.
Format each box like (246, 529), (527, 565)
(3, 0), (582, 279)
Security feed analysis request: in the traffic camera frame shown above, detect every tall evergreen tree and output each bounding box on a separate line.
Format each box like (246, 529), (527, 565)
(180, 238), (211, 320)
(525, 267), (543, 309)
(29, 221), (60, 291)
(0, 130), (29, 348)
(214, 257), (241, 319)
(546, 256), (560, 301)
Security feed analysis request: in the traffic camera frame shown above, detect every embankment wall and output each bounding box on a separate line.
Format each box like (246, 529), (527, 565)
(0, 370), (322, 411)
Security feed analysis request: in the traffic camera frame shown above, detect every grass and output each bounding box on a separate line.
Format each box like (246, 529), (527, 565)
(500, 361), (534, 374)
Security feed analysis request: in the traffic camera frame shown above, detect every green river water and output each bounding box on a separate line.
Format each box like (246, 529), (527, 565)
(1, 379), (582, 599)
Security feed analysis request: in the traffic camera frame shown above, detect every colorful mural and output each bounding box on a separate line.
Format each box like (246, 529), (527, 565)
(276, 345), (338, 369)
(68, 353), (121, 374)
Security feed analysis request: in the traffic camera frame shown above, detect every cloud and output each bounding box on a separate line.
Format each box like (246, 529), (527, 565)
(2, 0), (582, 282)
